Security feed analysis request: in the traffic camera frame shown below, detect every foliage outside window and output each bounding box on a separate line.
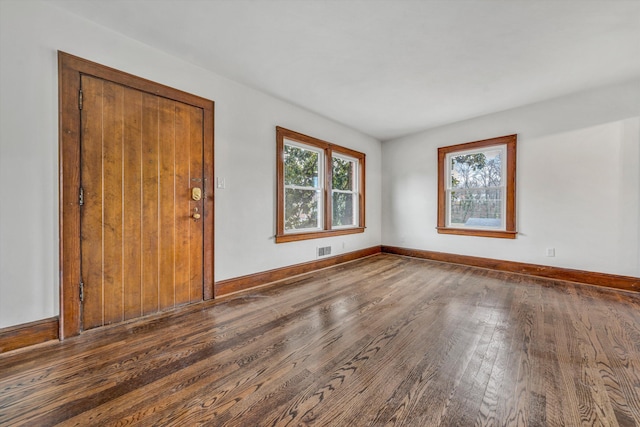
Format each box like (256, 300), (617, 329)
(437, 135), (517, 239)
(332, 155), (358, 228)
(276, 127), (365, 243)
(284, 142), (323, 231)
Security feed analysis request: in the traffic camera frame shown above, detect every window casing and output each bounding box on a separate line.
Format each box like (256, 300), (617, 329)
(276, 127), (365, 243)
(437, 134), (517, 239)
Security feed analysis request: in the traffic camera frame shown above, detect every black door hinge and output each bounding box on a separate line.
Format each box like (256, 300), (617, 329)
(79, 89), (83, 110)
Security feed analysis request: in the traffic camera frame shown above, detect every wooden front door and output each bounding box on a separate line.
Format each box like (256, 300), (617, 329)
(79, 75), (205, 330)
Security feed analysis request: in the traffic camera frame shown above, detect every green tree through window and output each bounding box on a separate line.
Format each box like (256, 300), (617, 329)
(284, 144), (321, 230)
(332, 156), (356, 227)
(276, 127), (366, 243)
(437, 134), (517, 239)
(450, 151), (502, 224)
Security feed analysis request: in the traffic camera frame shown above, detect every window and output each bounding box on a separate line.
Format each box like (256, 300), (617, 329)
(437, 134), (517, 239)
(276, 127), (365, 243)
(283, 141), (324, 232)
(332, 154), (359, 228)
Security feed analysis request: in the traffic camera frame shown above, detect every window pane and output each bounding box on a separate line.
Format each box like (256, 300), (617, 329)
(285, 188), (320, 230)
(285, 144), (319, 187)
(449, 188), (503, 227)
(332, 157), (354, 191)
(451, 149), (502, 189)
(332, 192), (355, 227)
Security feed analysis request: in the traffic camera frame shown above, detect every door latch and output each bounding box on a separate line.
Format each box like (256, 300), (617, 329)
(191, 187), (202, 201)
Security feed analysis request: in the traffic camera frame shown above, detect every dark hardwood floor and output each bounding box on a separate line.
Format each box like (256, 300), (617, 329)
(1, 254), (639, 426)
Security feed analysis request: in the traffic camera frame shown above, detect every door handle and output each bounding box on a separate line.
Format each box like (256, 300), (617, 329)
(191, 187), (202, 201)
(192, 207), (201, 220)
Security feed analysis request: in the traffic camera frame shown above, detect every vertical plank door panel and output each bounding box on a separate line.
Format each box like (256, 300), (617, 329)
(80, 76), (105, 330)
(59, 52), (214, 337)
(102, 81), (124, 325)
(141, 93), (160, 315)
(202, 105), (214, 300)
(189, 106), (204, 302)
(173, 103), (192, 306)
(122, 87), (143, 321)
(79, 75), (206, 330)
(158, 98), (176, 310)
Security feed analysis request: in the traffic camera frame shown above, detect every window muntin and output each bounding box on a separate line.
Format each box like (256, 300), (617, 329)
(437, 134), (517, 239)
(331, 154), (358, 228)
(446, 145), (506, 230)
(283, 140), (324, 232)
(276, 127), (365, 243)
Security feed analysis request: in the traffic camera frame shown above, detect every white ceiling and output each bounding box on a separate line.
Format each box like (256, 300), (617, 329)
(50, 0), (640, 141)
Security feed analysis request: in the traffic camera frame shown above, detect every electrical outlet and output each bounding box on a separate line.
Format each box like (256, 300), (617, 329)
(216, 177), (225, 189)
(546, 248), (555, 257)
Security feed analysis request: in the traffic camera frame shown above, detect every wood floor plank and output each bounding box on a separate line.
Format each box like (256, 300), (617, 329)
(1, 254), (640, 426)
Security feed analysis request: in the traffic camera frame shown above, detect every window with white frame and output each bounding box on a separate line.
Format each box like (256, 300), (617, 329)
(437, 134), (517, 239)
(283, 140), (324, 232)
(332, 154), (358, 228)
(446, 145), (505, 229)
(276, 127), (365, 243)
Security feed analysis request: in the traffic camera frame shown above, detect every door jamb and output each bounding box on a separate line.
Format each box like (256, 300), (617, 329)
(58, 51), (215, 339)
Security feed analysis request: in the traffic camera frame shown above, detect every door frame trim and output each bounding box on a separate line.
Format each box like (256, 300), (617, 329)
(58, 51), (215, 339)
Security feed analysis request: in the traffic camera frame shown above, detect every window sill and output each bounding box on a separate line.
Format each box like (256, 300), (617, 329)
(276, 227), (365, 243)
(436, 227), (517, 239)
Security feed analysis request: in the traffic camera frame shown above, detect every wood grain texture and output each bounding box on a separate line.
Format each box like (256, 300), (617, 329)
(0, 318), (58, 353)
(1, 254), (639, 426)
(102, 80), (124, 325)
(174, 103), (192, 306)
(382, 245), (640, 293)
(122, 87), (144, 321)
(80, 75), (105, 330)
(141, 92), (161, 316)
(58, 51), (215, 338)
(189, 106), (204, 303)
(158, 97), (177, 311)
(274, 227), (366, 243)
(80, 81), (207, 327)
(202, 99), (215, 300)
(58, 52), (82, 339)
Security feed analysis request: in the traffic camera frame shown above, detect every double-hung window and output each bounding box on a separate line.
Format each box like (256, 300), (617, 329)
(283, 141), (324, 232)
(276, 127), (365, 243)
(331, 154), (359, 228)
(437, 134), (517, 239)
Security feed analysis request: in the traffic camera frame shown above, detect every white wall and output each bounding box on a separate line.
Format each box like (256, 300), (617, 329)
(0, 1), (382, 329)
(1, 0), (636, 331)
(382, 79), (640, 277)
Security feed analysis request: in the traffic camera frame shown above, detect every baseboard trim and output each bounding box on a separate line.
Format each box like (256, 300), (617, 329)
(215, 246), (382, 297)
(0, 317), (59, 353)
(381, 246), (639, 293)
(5, 245), (633, 353)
